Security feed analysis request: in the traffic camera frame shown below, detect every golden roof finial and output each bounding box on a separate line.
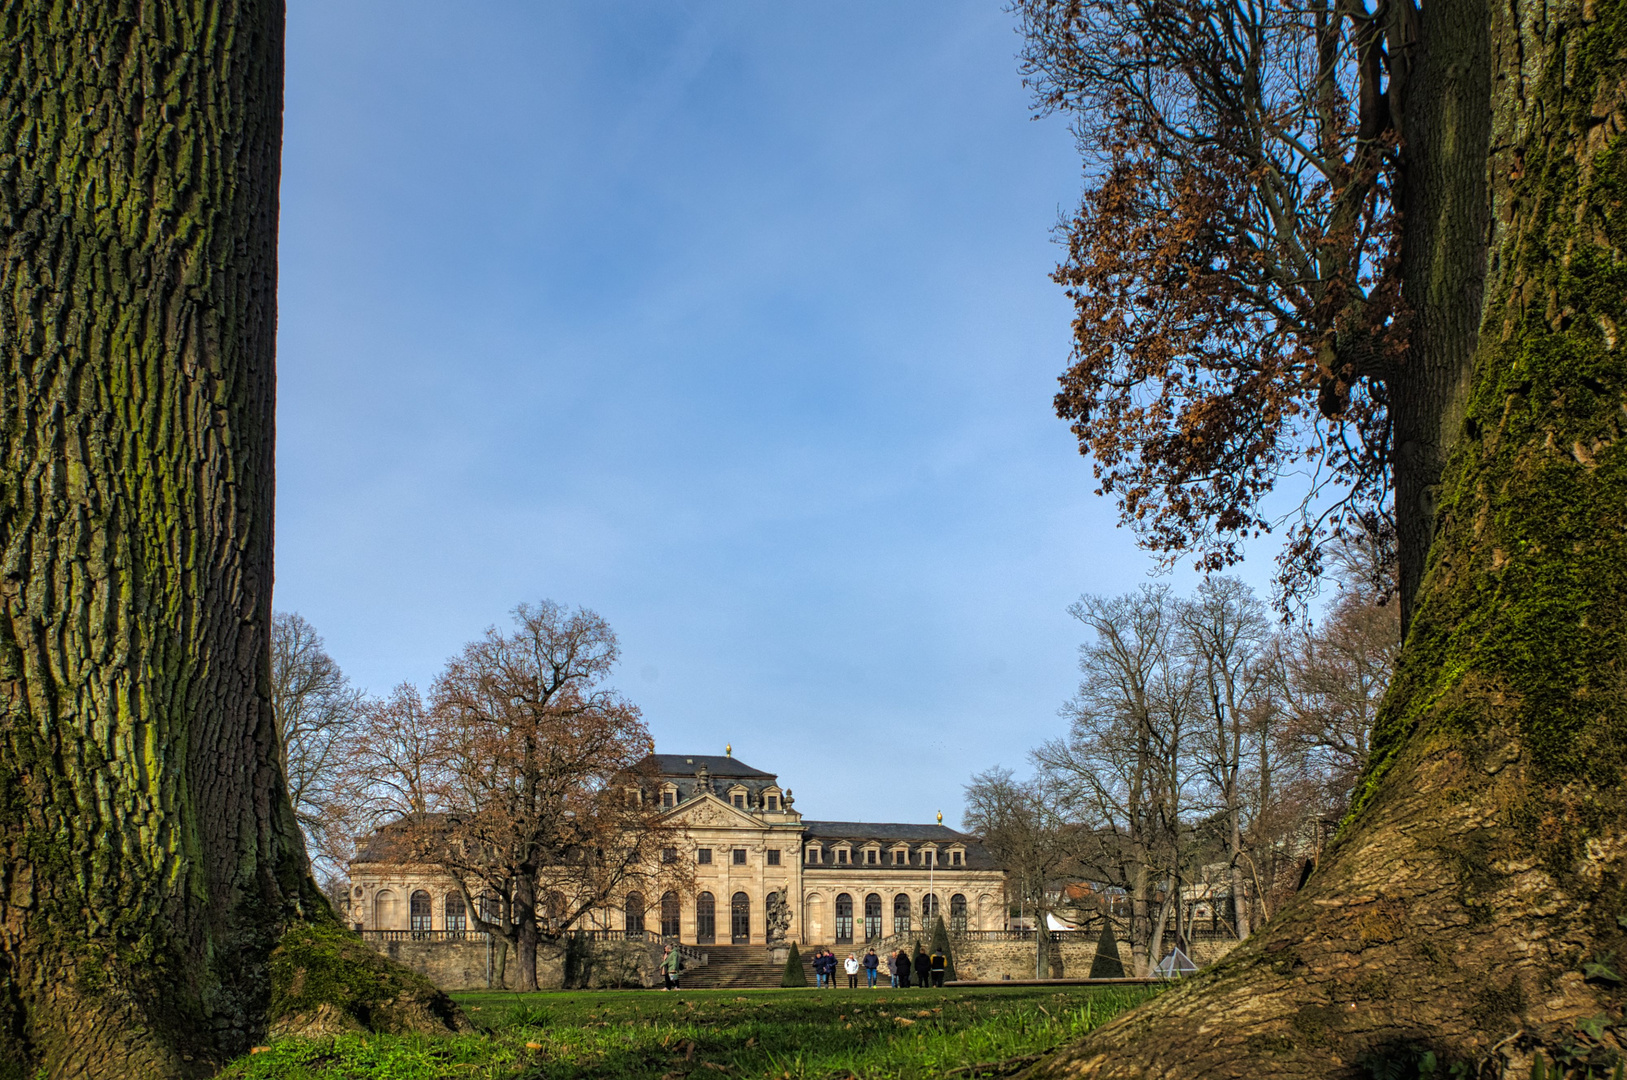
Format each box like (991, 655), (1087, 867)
(725, 743), (732, 757)
(936, 810), (943, 825)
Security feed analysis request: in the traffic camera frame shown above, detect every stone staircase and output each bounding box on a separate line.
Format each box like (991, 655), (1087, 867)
(676, 944), (815, 990)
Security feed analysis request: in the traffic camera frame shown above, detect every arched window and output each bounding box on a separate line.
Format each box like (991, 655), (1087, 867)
(374, 889), (399, 931)
(863, 893), (882, 941)
(835, 893), (854, 943)
(444, 891), (467, 934)
(625, 892), (646, 935)
(921, 893), (940, 926)
(543, 890), (566, 933)
(478, 892), (502, 926)
(410, 890), (433, 935)
(893, 893), (912, 935)
(661, 891), (681, 938)
(731, 892), (751, 944)
(950, 893), (968, 934)
(696, 892), (716, 944)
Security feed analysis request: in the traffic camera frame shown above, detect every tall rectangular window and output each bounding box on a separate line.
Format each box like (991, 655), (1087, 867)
(732, 793), (745, 809)
(766, 795), (779, 810)
(661, 847), (677, 864)
(732, 848), (747, 865)
(662, 790), (675, 809)
(865, 850), (877, 865)
(767, 850), (781, 866)
(893, 850), (906, 865)
(837, 849), (850, 865)
(697, 848), (712, 864)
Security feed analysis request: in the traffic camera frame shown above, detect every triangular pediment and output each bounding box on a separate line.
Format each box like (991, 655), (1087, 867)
(662, 792), (762, 829)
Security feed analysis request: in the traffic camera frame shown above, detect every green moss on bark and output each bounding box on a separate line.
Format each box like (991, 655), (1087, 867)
(1353, 0), (1627, 827)
(266, 921), (468, 1038)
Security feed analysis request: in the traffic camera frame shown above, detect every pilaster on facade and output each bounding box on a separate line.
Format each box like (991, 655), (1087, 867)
(346, 752), (1008, 949)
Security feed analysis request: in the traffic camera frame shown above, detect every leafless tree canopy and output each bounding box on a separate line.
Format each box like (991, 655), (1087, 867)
(963, 767), (1075, 974)
(271, 611), (365, 887)
(402, 602), (686, 991)
(970, 568), (1397, 968)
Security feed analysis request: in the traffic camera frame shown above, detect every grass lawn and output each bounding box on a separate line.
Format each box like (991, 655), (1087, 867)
(219, 984), (1159, 1079)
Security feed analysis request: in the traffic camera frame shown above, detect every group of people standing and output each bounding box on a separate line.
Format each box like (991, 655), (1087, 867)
(809, 947), (947, 989)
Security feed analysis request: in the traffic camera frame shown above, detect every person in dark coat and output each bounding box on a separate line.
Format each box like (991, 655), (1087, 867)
(895, 949), (911, 988)
(913, 947), (931, 988)
(930, 948), (947, 987)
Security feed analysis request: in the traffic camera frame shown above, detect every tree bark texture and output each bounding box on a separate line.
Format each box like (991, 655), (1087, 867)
(1020, 0), (1627, 1073)
(1391, 0), (1495, 635)
(0, 4), (460, 1076)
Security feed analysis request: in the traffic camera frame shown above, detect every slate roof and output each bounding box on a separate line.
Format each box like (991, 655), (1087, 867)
(647, 753), (775, 779)
(800, 821), (1002, 870)
(801, 821), (970, 842)
(350, 814), (451, 864)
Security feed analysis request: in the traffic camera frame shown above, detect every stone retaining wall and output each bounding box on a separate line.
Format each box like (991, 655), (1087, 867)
(363, 935), (667, 991)
(366, 933), (1242, 992)
(813, 937), (1240, 983)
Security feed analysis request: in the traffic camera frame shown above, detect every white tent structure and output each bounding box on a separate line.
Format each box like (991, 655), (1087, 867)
(1153, 946), (1198, 979)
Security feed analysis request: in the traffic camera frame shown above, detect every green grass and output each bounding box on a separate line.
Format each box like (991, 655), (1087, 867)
(219, 984), (1159, 1079)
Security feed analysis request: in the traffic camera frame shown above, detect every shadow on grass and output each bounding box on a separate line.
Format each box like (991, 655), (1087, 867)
(223, 985), (1161, 1080)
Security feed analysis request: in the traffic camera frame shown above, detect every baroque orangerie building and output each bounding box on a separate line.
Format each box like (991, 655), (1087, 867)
(347, 752), (1008, 947)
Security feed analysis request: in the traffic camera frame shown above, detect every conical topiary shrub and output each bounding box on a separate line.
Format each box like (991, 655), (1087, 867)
(929, 915), (957, 982)
(1088, 919), (1126, 979)
(781, 942), (807, 988)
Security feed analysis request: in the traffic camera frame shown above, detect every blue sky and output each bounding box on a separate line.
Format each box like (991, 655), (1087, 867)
(274, 1), (1278, 827)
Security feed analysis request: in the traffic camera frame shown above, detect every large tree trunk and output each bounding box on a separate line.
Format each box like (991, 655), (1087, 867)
(1390, 0), (1494, 636)
(0, 5), (460, 1076)
(1020, 0), (1627, 1073)
(515, 876), (541, 992)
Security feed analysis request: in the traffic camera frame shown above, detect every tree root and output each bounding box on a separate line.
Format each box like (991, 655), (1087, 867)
(1013, 723), (1627, 1079)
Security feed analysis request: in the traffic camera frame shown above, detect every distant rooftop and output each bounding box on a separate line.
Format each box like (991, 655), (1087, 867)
(801, 821), (969, 842)
(350, 813), (452, 864)
(646, 753), (775, 779)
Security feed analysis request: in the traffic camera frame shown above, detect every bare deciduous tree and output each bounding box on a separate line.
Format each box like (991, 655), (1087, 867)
(419, 602), (686, 991)
(350, 683), (443, 821)
(963, 767), (1075, 977)
(271, 612), (365, 886)
(1276, 560), (1400, 811)
(1036, 586), (1194, 975)
(1179, 578), (1273, 937)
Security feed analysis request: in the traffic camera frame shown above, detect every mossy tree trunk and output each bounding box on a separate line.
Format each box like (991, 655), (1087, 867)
(1021, 0), (1627, 1074)
(0, 4), (460, 1076)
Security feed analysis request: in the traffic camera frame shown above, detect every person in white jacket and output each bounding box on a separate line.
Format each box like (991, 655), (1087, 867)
(843, 953), (860, 990)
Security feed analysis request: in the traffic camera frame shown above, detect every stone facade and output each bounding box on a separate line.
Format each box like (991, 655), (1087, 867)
(346, 752), (1008, 948)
